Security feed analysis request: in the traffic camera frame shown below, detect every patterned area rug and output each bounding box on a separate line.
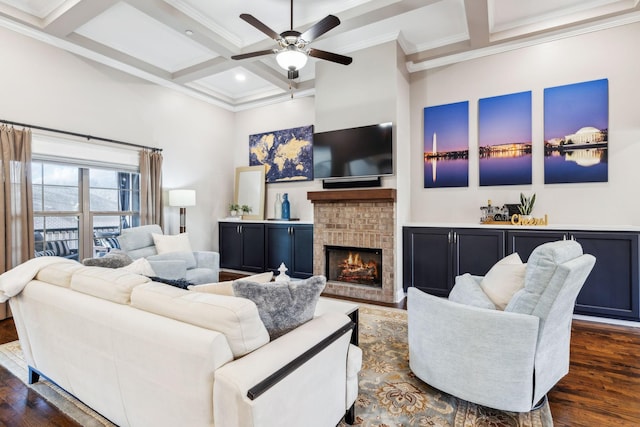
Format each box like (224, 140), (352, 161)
(0, 304), (553, 427)
(340, 304), (553, 427)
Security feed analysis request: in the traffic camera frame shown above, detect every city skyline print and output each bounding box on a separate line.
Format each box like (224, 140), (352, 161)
(423, 101), (469, 188)
(478, 91), (532, 186)
(544, 78), (608, 184)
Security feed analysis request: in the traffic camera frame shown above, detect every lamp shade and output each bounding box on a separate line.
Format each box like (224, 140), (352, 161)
(169, 189), (196, 207)
(276, 48), (308, 71)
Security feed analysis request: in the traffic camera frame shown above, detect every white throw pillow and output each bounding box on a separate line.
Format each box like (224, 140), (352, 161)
(152, 233), (192, 254)
(188, 271), (274, 296)
(480, 253), (526, 310)
(120, 258), (156, 277)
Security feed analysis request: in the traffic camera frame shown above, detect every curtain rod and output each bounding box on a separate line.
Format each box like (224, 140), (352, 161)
(0, 119), (162, 152)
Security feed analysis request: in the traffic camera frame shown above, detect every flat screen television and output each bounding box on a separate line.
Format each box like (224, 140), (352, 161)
(313, 123), (393, 180)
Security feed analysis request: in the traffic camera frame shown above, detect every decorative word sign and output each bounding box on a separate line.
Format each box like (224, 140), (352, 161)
(511, 214), (548, 226)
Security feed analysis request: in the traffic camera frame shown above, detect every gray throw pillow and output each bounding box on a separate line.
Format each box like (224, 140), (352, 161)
(233, 276), (326, 340)
(82, 250), (133, 268)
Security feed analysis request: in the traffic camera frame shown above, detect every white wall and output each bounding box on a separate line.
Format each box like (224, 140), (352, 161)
(0, 26), (235, 251)
(409, 22), (640, 226)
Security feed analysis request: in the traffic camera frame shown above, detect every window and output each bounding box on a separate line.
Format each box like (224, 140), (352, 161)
(33, 161), (140, 260)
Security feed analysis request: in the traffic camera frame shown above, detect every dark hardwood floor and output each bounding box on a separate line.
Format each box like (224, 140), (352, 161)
(2, 290), (640, 426)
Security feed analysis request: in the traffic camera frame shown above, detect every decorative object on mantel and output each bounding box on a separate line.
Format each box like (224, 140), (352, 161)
(518, 192), (536, 218)
(480, 195), (548, 226)
(274, 193), (282, 219)
(281, 193), (291, 220)
(275, 262), (290, 282)
(228, 203), (240, 218)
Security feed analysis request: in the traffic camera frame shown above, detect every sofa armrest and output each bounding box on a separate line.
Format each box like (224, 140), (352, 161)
(145, 259), (187, 280)
(407, 287), (539, 411)
(213, 312), (355, 427)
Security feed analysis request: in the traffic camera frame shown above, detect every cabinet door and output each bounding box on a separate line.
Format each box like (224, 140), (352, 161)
(507, 230), (568, 261)
(291, 225), (313, 279)
(571, 232), (639, 320)
(265, 224), (293, 274)
(454, 229), (505, 277)
(219, 223), (243, 269)
(239, 224), (265, 273)
(403, 227), (452, 296)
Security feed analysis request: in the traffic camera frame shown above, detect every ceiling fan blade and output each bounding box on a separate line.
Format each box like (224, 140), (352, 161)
(308, 48), (352, 65)
(239, 14), (281, 40)
(300, 15), (340, 42)
(231, 49), (275, 60)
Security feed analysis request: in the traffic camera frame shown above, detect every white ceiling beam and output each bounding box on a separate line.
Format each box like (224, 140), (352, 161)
(43, 0), (118, 37)
(465, 0), (490, 48)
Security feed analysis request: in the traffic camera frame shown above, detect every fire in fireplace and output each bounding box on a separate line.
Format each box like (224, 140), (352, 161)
(325, 245), (382, 287)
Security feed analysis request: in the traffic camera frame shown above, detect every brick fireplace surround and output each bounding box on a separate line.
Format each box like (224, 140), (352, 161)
(307, 189), (396, 303)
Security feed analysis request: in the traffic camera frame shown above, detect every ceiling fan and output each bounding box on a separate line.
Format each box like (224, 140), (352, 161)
(231, 0), (353, 80)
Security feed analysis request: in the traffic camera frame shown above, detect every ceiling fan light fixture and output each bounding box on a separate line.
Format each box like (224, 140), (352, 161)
(276, 47), (308, 72)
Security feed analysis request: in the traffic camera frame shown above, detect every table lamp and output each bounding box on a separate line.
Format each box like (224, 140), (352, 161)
(169, 189), (196, 233)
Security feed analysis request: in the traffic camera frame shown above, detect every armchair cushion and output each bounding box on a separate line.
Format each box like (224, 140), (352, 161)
(479, 252), (526, 310)
(233, 276), (326, 339)
(147, 251), (196, 269)
(449, 274), (496, 310)
(152, 232), (192, 255)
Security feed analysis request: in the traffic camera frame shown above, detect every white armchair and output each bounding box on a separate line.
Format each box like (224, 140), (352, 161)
(408, 240), (595, 412)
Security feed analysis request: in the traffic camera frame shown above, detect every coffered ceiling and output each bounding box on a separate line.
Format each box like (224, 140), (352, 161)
(1, 0), (638, 111)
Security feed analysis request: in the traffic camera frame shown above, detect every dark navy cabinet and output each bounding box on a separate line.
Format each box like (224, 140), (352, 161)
(265, 224), (313, 279)
(219, 222), (265, 273)
(404, 225), (640, 321)
(403, 227), (505, 296)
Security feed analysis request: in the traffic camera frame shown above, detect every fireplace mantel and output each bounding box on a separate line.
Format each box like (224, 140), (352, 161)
(307, 188), (396, 203)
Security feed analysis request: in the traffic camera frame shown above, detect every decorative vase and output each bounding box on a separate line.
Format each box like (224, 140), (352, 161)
(275, 262), (290, 282)
(230, 210), (237, 217)
(281, 193), (290, 220)
(274, 193), (282, 219)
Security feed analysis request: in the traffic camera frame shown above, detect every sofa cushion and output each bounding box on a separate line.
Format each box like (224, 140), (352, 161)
(35, 262), (84, 287)
(70, 266), (151, 304)
(232, 276), (326, 339)
(131, 282), (269, 357)
(479, 253), (526, 310)
(189, 272), (274, 296)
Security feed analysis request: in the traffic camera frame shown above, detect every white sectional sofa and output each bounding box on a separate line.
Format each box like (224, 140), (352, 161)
(7, 259), (361, 427)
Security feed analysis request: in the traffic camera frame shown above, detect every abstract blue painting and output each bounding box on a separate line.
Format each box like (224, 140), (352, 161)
(249, 125), (314, 183)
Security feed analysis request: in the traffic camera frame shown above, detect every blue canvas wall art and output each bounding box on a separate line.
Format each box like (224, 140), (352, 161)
(544, 79), (608, 184)
(423, 101), (469, 188)
(249, 125), (314, 183)
(478, 91), (532, 186)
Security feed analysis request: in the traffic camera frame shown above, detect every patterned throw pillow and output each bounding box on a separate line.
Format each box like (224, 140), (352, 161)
(147, 276), (192, 290)
(46, 240), (71, 256)
(233, 276), (326, 339)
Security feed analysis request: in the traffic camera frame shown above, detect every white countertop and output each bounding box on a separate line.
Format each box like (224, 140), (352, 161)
(403, 222), (640, 232)
(219, 218), (313, 225)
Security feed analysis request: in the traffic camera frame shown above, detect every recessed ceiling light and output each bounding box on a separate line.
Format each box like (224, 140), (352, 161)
(235, 73), (246, 82)
(185, 30), (194, 36)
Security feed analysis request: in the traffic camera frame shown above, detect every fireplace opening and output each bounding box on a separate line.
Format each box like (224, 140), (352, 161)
(325, 245), (382, 287)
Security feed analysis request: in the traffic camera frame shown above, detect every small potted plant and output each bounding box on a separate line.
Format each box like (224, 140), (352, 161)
(518, 193), (536, 219)
(229, 203), (240, 217)
(240, 205), (252, 219)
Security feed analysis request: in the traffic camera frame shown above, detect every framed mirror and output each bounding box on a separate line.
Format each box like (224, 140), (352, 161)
(234, 165), (266, 220)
